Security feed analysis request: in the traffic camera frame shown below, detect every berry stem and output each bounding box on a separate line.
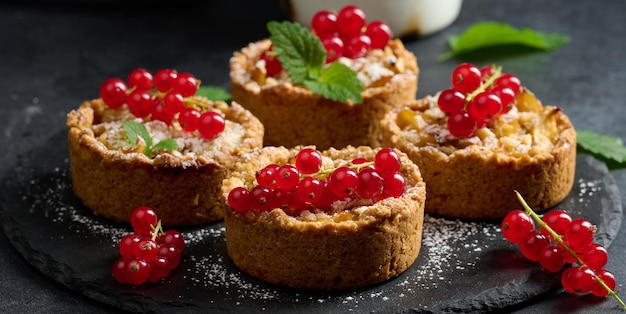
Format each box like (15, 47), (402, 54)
(302, 160), (375, 179)
(514, 190), (626, 309)
(465, 65), (502, 102)
(150, 220), (163, 242)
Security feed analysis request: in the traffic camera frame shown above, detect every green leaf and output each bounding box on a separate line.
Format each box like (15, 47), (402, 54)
(577, 130), (626, 166)
(152, 139), (179, 152)
(266, 20), (363, 104)
(438, 21), (570, 61)
(267, 20), (326, 83)
(195, 86), (231, 102)
(303, 62), (363, 103)
(123, 120), (152, 148)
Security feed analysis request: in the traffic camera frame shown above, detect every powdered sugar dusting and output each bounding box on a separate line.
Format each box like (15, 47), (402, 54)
(578, 178), (601, 204)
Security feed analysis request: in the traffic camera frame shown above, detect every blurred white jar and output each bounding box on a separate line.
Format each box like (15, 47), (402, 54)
(284, 0), (463, 38)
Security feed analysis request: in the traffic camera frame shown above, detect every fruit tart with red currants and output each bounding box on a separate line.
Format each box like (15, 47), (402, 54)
(66, 68), (264, 226)
(221, 145), (426, 290)
(229, 4), (418, 149)
(380, 63), (576, 219)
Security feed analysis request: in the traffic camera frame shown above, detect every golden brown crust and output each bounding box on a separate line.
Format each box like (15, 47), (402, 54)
(229, 39), (418, 149)
(66, 98), (264, 226)
(221, 146), (426, 290)
(380, 92), (576, 219)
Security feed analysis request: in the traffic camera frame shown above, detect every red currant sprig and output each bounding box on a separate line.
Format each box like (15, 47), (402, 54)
(99, 68), (226, 140)
(227, 148), (406, 216)
(112, 206), (185, 285)
(502, 191), (625, 309)
(438, 63), (522, 138)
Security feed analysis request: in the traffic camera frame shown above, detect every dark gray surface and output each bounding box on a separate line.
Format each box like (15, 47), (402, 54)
(1, 0), (625, 313)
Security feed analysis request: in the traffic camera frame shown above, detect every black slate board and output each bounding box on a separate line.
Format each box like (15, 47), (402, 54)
(0, 130), (622, 313)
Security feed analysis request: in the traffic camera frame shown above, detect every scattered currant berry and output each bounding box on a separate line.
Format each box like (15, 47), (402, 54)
(112, 206), (185, 285)
(504, 192), (626, 308)
(501, 209), (535, 244)
(227, 148), (406, 216)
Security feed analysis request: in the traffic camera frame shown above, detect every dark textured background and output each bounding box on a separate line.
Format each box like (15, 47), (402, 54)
(1, 0), (625, 313)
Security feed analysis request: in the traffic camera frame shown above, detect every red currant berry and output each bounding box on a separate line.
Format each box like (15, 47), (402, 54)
(171, 72), (198, 97)
(501, 210), (535, 244)
(124, 259), (151, 285)
(197, 111), (226, 140)
(479, 65), (495, 81)
(356, 168), (384, 199)
(343, 34), (371, 59)
(561, 266), (577, 293)
(365, 21), (392, 49)
(519, 231), (550, 262)
(151, 101), (176, 125)
(275, 165), (300, 190)
(539, 245), (565, 272)
(227, 186), (251, 213)
(127, 68), (153, 91)
(467, 91), (502, 122)
(591, 269), (616, 297)
(451, 63), (482, 94)
(158, 229), (185, 252)
(260, 48), (283, 77)
(270, 188), (292, 210)
(296, 176), (325, 205)
(580, 243), (608, 270)
(162, 92), (185, 114)
(540, 209), (572, 239)
(256, 164), (279, 186)
(148, 256), (171, 283)
(158, 243), (181, 270)
(566, 218), (595, 250)
(336, 5), (366, 37)
(130, 206), (158, 237)
(490, 85), (515, 114)
(447, 110), (477, 138)
(374, 148), (401, 176)
(321, 35), (344, 63)
(112, 258), (129, 284)
(311, 10), (337, 37)
(566, 266), (597, 293)
(295, 148), (323, 174)
(126, 89), (154, 118)
(437, 88), (466, 113)
(249, 185), (273, 211)
(119, 234), (142, 259)
(154, 68), (177, 93)
(494, 73), (522, 95)
(328, 166), (358, 198)
(178, 107), (201, 132)
(134, 238), (159, 263)
(99, 78), (127, 109)
(380, 171), (406, 198)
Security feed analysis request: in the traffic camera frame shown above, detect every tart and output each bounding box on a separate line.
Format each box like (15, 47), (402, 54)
(229, 36), (418, 149)
(66, 97), (264, 226)
(380, 88), (576, 219)
(221, 146), (426, 290)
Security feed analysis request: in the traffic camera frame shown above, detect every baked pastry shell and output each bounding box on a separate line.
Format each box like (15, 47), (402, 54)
(221, 145), (426, 290)
(66, 98), (264, 226)
(229, 39), (418, 149)
(380, 95), (577, 220)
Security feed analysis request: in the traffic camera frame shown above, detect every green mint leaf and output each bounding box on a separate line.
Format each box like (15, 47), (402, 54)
(152, 139), (179, 153)
(267, 20), (326, 83)
(438, 21), (570, 61)
(196, 86), (231, 102)
(303, 61), (363, 104)
(267, 20), (363, 103)
(577, 130), (626, 166)
(123, 120), (153, 149)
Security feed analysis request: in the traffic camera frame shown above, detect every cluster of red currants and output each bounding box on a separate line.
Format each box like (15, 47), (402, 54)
(227, 148), (406, 215)
(261, 5), (393, 76)
(438, 63), (522, 138)
(112, 206), (185, 285)
(99, 68), (226, 140)
(310, 5), (392, 62)
(502, 209), (615, 297)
